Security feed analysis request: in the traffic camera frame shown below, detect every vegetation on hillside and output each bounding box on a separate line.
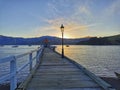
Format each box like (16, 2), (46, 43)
(77, 34), (120, 45)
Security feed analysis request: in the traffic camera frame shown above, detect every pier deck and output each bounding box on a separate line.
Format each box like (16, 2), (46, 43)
(17, 48), (113, 90)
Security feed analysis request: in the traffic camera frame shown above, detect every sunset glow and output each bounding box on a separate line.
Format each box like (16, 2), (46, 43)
(0, 0), (120, 38)
(64, 35), (71, 39)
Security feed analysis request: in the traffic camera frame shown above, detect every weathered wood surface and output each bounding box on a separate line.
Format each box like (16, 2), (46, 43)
(17, 48), (113, 90)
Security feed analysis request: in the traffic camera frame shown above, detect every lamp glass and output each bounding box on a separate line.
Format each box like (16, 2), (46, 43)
(60, 24), (64, 32)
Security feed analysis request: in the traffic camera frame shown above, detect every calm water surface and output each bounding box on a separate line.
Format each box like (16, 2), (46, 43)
(0, 45), (120, 84)
(56, 45), (120, 77)
(0, 45), (39, 83)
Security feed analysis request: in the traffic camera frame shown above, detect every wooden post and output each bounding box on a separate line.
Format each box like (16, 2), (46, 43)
(36, 50), (39, 63)
(39, 49), (42, 61)
(29, 53), (32, 71)
(10, 56), (17, 90)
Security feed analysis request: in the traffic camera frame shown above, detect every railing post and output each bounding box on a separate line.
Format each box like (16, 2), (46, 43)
(10, 56), (17, 90)
(39, 48), (43, 59)
(36, 50), (39, 63)
(29, 53), (32, 71)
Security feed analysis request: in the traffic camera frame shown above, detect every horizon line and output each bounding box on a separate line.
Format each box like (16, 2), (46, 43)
(0, 34), (120, 39)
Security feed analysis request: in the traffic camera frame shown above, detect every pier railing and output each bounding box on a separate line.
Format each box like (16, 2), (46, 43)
(0, 46), (44, 90)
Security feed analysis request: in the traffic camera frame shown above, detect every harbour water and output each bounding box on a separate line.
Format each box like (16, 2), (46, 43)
(56, 45), (120, 77)
(0, 45), (39, 84)
(0, 45), (120, 84)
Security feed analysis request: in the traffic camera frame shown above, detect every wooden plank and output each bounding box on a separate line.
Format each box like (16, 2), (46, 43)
(27, 87), (102, 90)
(27, 80), (99, 88)
(17, 48), (114, 90)
(25, 48), (102, 90)
(33, 74), (92, 81)
(40, 65), (76, 67)
(17, 62), (40, 90)
(64, 56), (114, 90)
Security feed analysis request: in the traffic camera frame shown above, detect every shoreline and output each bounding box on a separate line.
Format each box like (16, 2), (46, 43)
(0, 77), (120, 90)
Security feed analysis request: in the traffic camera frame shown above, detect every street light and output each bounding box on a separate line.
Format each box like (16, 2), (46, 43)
(60, 24), (64, 58)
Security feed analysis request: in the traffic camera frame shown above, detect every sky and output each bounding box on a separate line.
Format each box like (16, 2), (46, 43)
(0, 0), (120, 38)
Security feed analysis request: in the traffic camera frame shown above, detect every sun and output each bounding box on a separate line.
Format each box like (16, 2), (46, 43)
(64, 35), (70, 38)
(57, 33), (71, 39)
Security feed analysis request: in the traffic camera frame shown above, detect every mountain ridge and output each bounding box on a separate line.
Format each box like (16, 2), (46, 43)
(0, 35), (89, 45)
(1, 34), (120, 45)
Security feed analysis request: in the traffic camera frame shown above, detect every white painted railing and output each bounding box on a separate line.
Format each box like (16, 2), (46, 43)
(0, 46), (44, 90)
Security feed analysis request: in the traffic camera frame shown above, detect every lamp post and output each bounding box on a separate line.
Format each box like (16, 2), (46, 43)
(60, 24), (64, 58)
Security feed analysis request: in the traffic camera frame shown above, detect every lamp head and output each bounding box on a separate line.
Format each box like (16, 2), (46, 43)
(60, 24), (64, 32)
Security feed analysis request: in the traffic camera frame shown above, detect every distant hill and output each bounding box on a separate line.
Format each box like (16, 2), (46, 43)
(0, 35), (89, 45)
(77, 34), (120, 45)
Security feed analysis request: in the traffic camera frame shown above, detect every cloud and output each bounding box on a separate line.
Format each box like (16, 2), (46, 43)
(43, 0), (94, 31)
(44, 18), (85, 31)
(79, 6), (91, 15)
(30, 0), (101, 37)
(44, 18), (65, 26)
(74, 0), (92, 17)
(37, 18), (100, 34)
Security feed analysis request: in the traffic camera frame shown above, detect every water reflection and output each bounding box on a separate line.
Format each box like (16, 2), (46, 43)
(56, 45), (120, 77)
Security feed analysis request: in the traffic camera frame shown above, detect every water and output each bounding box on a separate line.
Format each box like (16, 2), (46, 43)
(0, 45), (120, 84)
(0, 45), (40, 84)
(0, 45), (39, 58)
(56, 45), (120, 77)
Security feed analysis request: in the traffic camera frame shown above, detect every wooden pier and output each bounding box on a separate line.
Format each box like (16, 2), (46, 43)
(17, 48), (114, 90)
